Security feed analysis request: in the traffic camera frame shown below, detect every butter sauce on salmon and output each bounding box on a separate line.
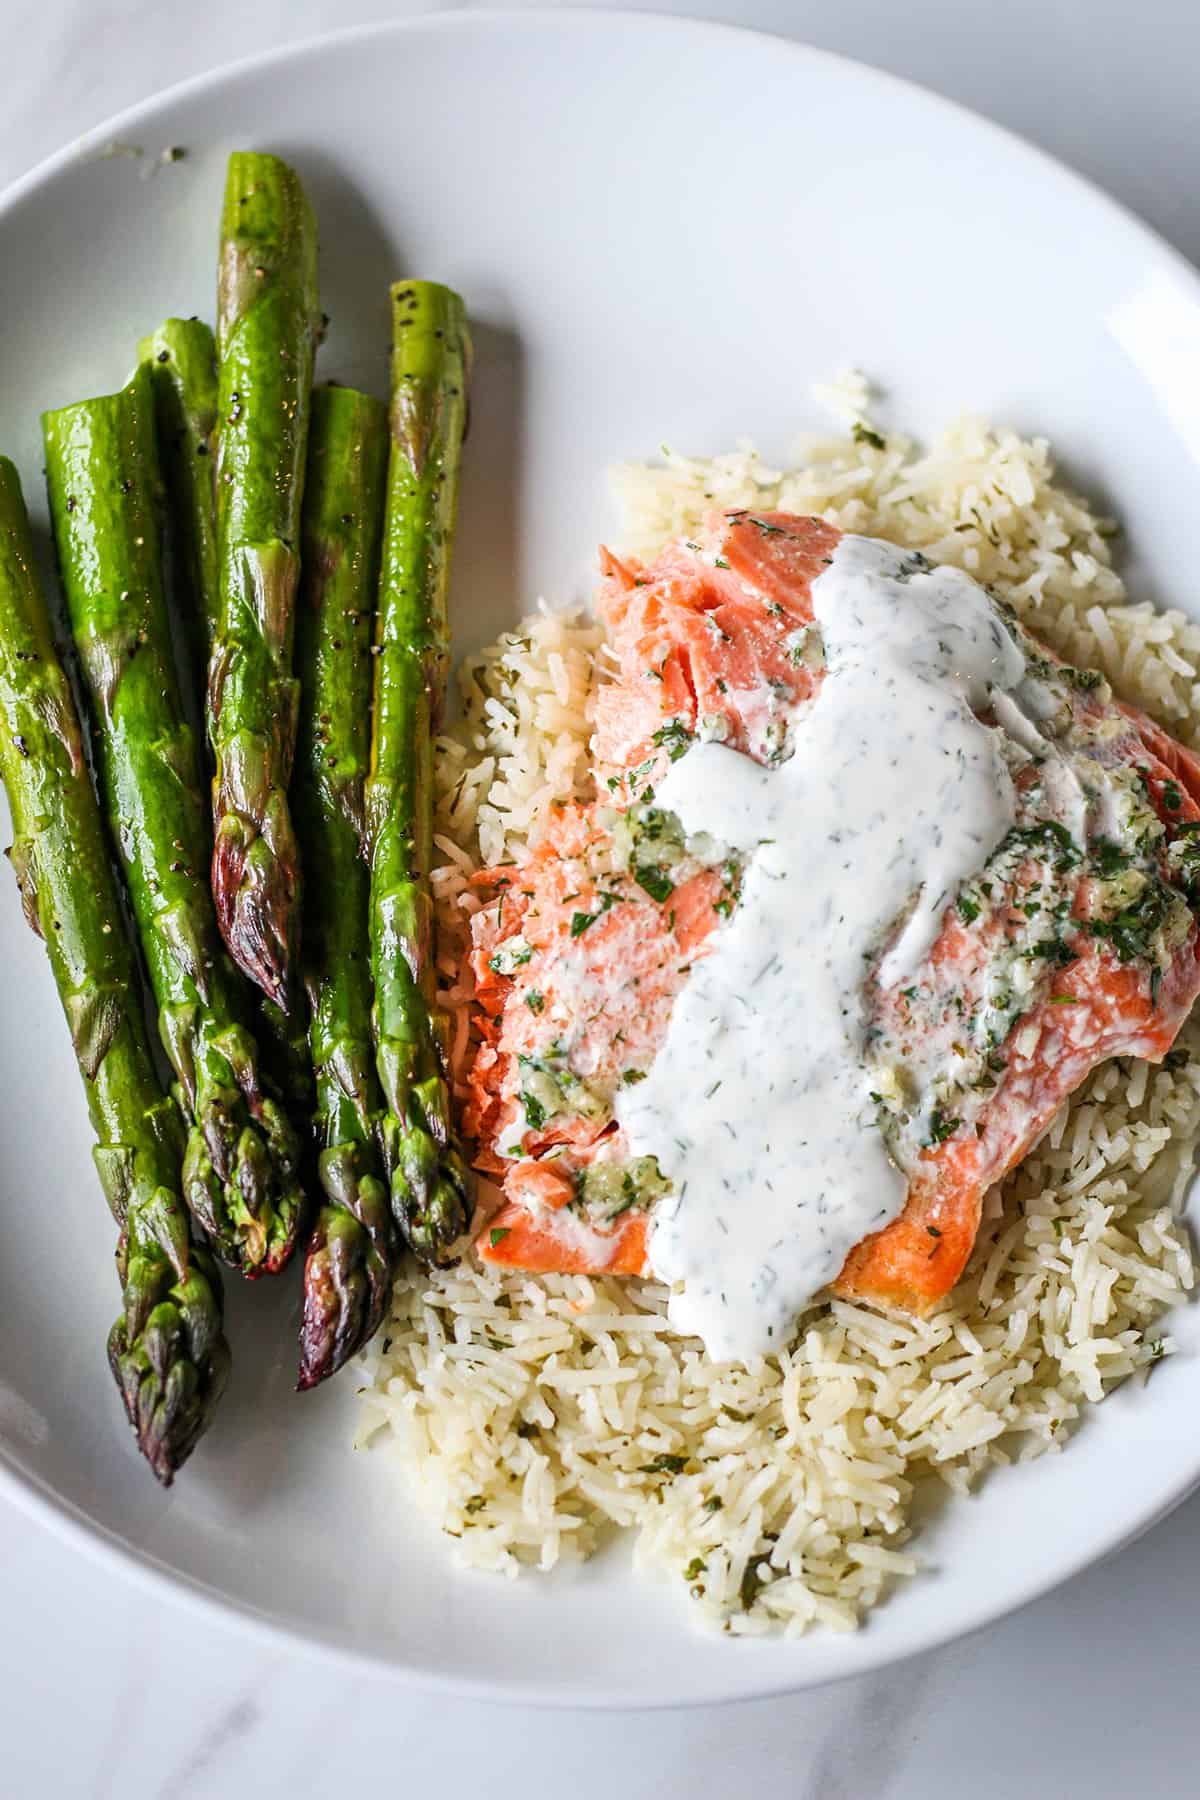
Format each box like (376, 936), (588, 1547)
(473, 512), (1200, 1361)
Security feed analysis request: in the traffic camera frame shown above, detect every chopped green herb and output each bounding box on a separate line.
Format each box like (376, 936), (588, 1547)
(652, 719), (693, 762)
(488, 936), (534, 975)
(852, 421), (886, 451)
(1022, 938), (1077, 967)
(739, 1554), (771, 1609)
(522, 1093), (547, 1131)
(570, 910), (598, 938)
(998, 819), (1081, 872)
(638, 1454), (687, 1475)
(635, 865), (674, 904)
(489, 1227), (511, 1249)
(1091, 837), (1129, 878)
(683, 1557), (707, 1582)
(1088, 875), (1173, 965)
(525, 990), (545, 1014)
(927, 1109), (961, 1145)
(957, 894), (980, 924)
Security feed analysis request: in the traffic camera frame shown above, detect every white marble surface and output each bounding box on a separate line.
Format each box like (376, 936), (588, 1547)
(6, 2), (1200, 1793)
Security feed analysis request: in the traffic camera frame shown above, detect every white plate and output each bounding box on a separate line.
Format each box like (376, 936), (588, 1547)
(2, 10), (1200, 1706)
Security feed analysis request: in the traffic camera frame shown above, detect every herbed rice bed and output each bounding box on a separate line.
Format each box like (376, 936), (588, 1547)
(357, 379), (1200, 1636)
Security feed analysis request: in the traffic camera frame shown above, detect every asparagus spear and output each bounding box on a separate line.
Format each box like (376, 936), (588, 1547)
(138, 318), (220, 674)
(366, 281), (474, 1261)
(258, 993), (318, 1132)
(0, 457), (229, 1482)
(295, 385), (398, 1385)
(43, 366), (305, 1275)
(139, 315), (318, 1135)
(210, 151), (320, 1010)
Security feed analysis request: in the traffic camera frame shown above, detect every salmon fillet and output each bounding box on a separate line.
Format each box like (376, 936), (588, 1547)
(468, 511), (1200, 1322)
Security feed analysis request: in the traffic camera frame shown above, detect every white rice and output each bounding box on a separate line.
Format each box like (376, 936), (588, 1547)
(358, 384), (1200, 1635)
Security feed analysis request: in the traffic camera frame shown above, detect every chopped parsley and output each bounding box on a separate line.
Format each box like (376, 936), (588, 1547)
(1091, 837), (1131, 878)
(1062, 663), (1106, 693)
(1088, 876), (1172, 965)
(1021, 937), (1077, 967)
(956, 894), (980, 924)
(1003, 819), (1081, 872)
(1167, 821), (1200, 892)
(570, 910), (598, 938)
(926, 1109), (961, 1145)
(652, 719), (693, 762)
(522, 1092), (547, 1131)
(488, 935), (533, 975)
(489, 1227), (511, 1249)
(851, 421), (887, 451)
(638, 1453), (687, 1475)
(739, 1554), (771, 1609)
(635, 865), (674, 904)
(524, 990), (545, 1014)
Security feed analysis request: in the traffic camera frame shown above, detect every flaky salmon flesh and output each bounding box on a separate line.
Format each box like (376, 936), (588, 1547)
(461, 511), (1200, 1317)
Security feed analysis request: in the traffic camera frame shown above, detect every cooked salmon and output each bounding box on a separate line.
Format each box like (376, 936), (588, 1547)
(468, 511), (1200, 1323)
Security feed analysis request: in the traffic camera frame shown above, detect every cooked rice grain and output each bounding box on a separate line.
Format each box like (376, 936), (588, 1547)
(360, 400), (1199, 1635)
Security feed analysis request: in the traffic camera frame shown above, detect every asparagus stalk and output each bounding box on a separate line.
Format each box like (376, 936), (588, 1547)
(138, 318), (220, 674)
(140, 315), (318, 1136)
(295, 385), (398, 1385)
(210, 151), (320, 1010)
(0, 456), (229, 1481)
(258, 993), (317, 1132)
(366, 281), (474, 1261)
(42, 366), (305, 1276)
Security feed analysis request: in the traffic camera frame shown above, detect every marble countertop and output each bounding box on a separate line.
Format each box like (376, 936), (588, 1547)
(6, 3), (1200, 1794)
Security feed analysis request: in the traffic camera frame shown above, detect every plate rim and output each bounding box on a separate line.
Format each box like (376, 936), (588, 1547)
(3, 4), (1200, 1705)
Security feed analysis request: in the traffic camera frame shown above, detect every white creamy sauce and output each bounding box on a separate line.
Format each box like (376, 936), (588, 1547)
(615, 534), (1029, 1360)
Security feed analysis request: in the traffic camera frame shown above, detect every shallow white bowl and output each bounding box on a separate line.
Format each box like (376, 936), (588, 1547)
(2, 10), (1200, 1705)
